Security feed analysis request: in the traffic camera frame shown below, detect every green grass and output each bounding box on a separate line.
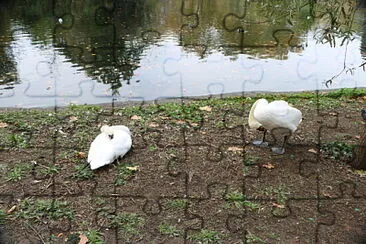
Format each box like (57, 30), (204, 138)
(115, 163), (138, 186)
(225, 191), (260, 210)
(261, 185), (291, 205)
(158, 222), (183, 237)
(15, 198), (74, 222)
(0, 209), (6, 225)
(166, 199), (187, 210)
(85, 230), (104, 244)
(7, 133), (30, 148)
(321, 141), (354, 161)
(72, 163), (94, 180)
(188, 229), (221, 243)
(246, 232), (265, 243)
(109, 213), (145, 240)
(7, 162), (32, 181)
(38, 164), (60, 176)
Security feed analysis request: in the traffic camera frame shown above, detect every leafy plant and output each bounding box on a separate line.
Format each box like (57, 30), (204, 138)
(72, 164), (94, 180)
(38, 164), (60, 176)
(262, 185), (290, 205)
(109, 213), (145, 239)
(246, 231), (265, 243)
(86, 230), (104, 244)
(7, 163), (32, 181)
(188, 229), (221, 243)
(225, 191), (259, 210)
(167, 199), (187, 210)
(15, 199), (74, 222)
(115, 163), (137, 186)
(158, 222), (183, 237)
(8, 133), (30, 148)
(321, 141), (354, 161)
(0, 209), (6, 225)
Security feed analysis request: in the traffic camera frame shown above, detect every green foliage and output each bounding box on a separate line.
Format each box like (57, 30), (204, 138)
(109, 213), (145, 240)
(0, 209), (6, 225)
(225, 191), (260, 210)
(167, 199), (188, 210)
(262, 185), (291, 205)
(85, 230), (105, 244)
(115, 163), (137, 186)
(7, 133), (30, 148)
(188, 229), (221, 243)
(158, 222), (183, 237)
(15, 199), (74, 222)
(72, 164), (94, 180)
(246, 231), (265, 243)
(321, 141), (354, 161)
(38, 164), (60, 176)
(7, 163), (32, 181)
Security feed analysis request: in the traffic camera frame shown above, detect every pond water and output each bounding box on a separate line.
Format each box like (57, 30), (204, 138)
(1, 0), (366, 108)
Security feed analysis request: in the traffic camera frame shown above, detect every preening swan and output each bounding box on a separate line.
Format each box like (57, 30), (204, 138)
(248, 98), (302, 154)
(87, 125), (132, 170)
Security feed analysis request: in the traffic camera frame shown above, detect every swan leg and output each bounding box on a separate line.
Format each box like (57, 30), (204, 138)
(252, 129), (269, 147)
(271, 135), (289, 155)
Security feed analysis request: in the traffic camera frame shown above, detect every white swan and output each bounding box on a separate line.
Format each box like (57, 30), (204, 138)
(87, 125), (132, 170)
(248, 98), (302, 154)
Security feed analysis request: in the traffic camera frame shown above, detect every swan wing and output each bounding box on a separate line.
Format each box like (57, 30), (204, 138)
(248, 99), (267, 129)
(110, 129), (132, 159)
(87, 133), (117, 170)
(254, 100), (302, 132)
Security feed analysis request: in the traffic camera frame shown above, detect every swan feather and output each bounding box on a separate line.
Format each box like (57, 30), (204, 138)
(87, 125), (132, 170)
(249, 98), (302, 132)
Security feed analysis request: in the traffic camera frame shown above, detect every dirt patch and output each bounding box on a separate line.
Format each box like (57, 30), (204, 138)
(0, 91), (365, 243)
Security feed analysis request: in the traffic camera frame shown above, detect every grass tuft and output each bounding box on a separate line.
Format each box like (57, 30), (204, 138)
(158, 222), (183, 237)
(188, 229), (221, 243)
(15, 198), (74, 222)
(109, 212), (145, 240)
(7, 163), (32, 181)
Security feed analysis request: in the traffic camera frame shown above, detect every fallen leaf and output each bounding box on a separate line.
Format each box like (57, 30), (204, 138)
(308, 148), (318, 154)
(77, 152), (86, 158)
(329, 112), (337, 116)
(0, 122), (8, 128)
(227, 146), (244, 152)
(131, 115), (142, 120)
(272, 202), (285, 209)
(199, 106), (212, 112)
(126, 166), (139, 171)
(7, 205), (16, 213)
(69, 116), (78, 122)
(361, 95), (366, 100)
(57, 233), (64, 238)
(148, 122), (159, 128)
(355, 170), (366, 177)
(78, 234), (88, 244)
(355, 135), (361, 140)
(175, 120), (186, 125)
(263, 163), (275, 169)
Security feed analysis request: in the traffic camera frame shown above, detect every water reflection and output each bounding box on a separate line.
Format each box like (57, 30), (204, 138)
(0, 0), (366, 107)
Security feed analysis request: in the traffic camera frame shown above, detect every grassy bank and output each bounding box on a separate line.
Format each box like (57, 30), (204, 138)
(0, 88), (365, 243)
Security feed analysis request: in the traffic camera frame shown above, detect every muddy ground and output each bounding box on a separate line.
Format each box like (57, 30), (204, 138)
(0, 90), (365, 243)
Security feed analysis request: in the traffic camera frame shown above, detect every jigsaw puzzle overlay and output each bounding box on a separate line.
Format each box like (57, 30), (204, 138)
(0, 0), (366, 243)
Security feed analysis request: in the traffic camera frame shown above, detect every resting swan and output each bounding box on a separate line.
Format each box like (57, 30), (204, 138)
(248, 98), (302, 154)
(87, 125), (132, 170)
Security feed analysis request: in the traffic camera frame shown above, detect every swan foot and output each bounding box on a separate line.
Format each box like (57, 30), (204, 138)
(252, 140), (269, 147)
(271, 147), (285, 155)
